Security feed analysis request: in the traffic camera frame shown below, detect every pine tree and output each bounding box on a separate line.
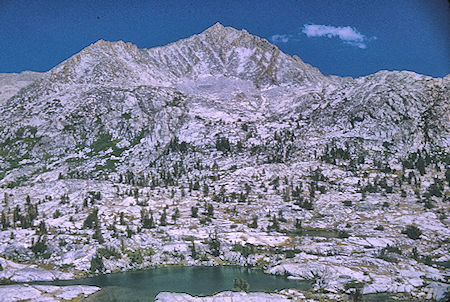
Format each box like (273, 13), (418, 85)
(295, 219), (302, 230)
(38, 221), (47, 235)
(142, 210), (155, 229)
(160, 208), (167, 226)
(172, 207), (180, 224)
(403, 225), (422, 240)
(31, 236), (48, 255)
(206, 204), (214, 217)
(126, 226), (134, 238)
(416, 156), (425, 175)
(268, 215), (279, 232)
(83, 208), (99, 229)
(13, 205), (21, 223)
(93, 224), (104, 244)
(1, 211), (9, 230)
(248, 216), (258, 228)
(90, 253), (105, 273)
(190, 241), (198, 260)
(191, 206), (198, 218)
(207, 231), (221, 257)
(203, 183), (209, 196)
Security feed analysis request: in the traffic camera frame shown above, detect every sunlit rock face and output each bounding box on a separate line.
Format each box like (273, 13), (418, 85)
(155, 291), (291, 302)
(0, 71), (43, 104)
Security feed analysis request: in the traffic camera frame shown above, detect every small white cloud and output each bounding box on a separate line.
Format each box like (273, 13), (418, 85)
(302, 24), (371, 48)
(346, 41), (367, 49)
(271, 34), (291, 43)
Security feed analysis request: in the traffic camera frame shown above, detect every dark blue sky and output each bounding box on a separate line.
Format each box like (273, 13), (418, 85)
(0, 0), (448, 77)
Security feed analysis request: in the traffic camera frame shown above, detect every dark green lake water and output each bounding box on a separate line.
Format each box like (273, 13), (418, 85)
(39, 266), (311, 301)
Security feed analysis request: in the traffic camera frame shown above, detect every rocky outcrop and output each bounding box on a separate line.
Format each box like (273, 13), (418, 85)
(0, 71), (42, 104)
(0, 284), (100, 301)
(155, 291), (291, 302)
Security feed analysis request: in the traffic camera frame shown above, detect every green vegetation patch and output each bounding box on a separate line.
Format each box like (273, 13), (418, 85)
(90, 132), (116, 153)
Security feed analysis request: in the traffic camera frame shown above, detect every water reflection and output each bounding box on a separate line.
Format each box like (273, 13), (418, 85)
(36, 266), (310, 301)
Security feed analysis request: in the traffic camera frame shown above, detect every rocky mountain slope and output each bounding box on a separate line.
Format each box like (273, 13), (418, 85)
(0, 71), (43, 104)
(0, 23), (448, 301)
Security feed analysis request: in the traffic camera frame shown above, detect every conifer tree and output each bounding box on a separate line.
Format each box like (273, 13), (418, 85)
(1, 211), (9, 230)
(191, 206), (198, 218)
(206, 204), (214, 217)
(248, 216), (258, 228)
(38, 220), (47, 235)
(160, 208), (167, 226)
(190, 240), (198, 260)
(93, 224), (104, 244)
(172, 207), (180, 224)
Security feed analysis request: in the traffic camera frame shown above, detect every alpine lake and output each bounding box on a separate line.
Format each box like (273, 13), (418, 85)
(32, 266), (412, 301)
(36, 266), (309, 301)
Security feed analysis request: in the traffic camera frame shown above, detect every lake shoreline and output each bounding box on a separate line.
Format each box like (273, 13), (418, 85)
(26, 265), (312, 301)
(2, 262), (436, 301)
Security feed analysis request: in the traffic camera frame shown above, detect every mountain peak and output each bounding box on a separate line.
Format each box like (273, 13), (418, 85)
(155, 24), (329, 86)
(204, 22), (226, 32)
(197, 22), (242, 45)
(43, 24), (329, 88)
(201, 22), (248, 37)
(199, 23), (264, 47)
(82, 39), (139, 53)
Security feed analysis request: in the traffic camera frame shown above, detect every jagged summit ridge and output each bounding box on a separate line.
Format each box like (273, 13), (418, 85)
(44, 23), (329, 88)
(149, 23), (328, 86)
